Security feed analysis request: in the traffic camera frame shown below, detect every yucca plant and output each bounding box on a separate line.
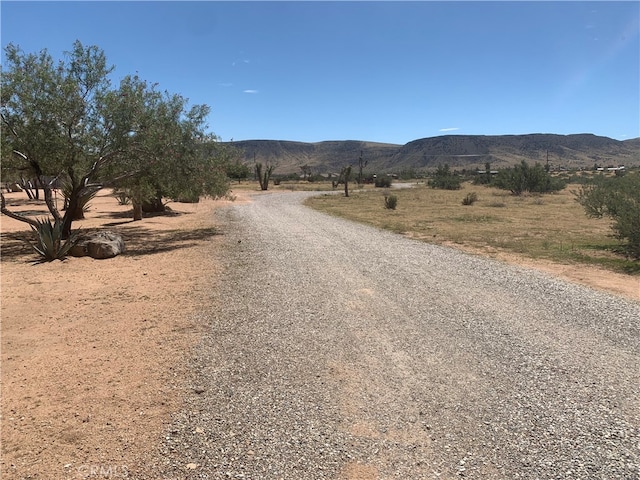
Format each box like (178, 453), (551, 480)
(30, 218), (77, 261)
(113, 189), (131, 205)
(61, 179), (100, 220)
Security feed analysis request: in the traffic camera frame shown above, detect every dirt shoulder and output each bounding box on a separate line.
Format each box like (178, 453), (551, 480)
(1, 190), (233, 479)
(1, 188), (637, 479)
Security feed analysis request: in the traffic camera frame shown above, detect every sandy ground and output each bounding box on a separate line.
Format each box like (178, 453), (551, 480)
(0, 190), (238, 479)
(1, 188), (638, 480)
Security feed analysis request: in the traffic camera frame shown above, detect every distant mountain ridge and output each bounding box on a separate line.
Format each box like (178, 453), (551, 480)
(226, 134), (640, 175)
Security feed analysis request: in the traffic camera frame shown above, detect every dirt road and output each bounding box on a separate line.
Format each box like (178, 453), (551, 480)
(155, 191), (640, 479)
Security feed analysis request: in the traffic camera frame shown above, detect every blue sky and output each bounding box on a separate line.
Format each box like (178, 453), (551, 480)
(1, 1), (639, 144)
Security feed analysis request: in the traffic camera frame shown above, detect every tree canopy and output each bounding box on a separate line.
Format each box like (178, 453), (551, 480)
(493, 161), (565, 196)
(1, 41), (235, 235)
(428, 164), (462, 190)
(575, 171), (640, 258)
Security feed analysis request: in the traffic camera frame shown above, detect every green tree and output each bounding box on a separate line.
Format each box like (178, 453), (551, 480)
(428, 164), (461, 190)
(1, 41), (115, 234)
(227, 160), (251, 183)
(102, 75), (235, 217)
(493, 160), (565, 196)
(1, 41), (231, 233)
(575, 172), (640, 258)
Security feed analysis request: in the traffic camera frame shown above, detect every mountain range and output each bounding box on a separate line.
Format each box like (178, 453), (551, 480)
(225, 134), (640, 175)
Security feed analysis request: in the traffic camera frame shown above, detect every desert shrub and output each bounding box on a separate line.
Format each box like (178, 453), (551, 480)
(375, 176), (392, 188)
(494, 161), (566, 195)
(384, 194), (398, 210)
(30, 218), (77, 261)
(472, 162), (495, 185)
(428, 164), (462, 190)
(307, 173), (326, 183)
(472, 174), (493, 185)
(575, 172), (640, 258)
(462, 192), (478, 205)
(565, 173), (592, 185)
(397, 168), (418, 180)
(113, 189), (131, 205)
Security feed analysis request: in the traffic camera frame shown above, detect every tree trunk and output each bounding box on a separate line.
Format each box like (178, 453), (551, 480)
(263, 165), (273, 191)
(142, 195), (164, 213)
(33, 177), (40, 200)
(341, 166), (352, 197)
(71, 201), (85, 220)
(21, 179), (34, 199)
(61, 195), (79, 239)
(256, 163), (273, 191)
(0, 192), (39, 228)
(256, 163), (265, 190)
(132, 200), (143, 221)
(43, 181), (63, 223)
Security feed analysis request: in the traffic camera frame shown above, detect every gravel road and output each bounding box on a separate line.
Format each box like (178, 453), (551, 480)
(154, 191), (640, 480)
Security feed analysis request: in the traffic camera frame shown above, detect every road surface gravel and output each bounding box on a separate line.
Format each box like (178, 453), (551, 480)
(154, 191), (640, 480)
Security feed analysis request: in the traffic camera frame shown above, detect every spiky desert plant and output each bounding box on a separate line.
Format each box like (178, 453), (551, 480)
(61, 179), (100, 220)
(30, 218), (77, 261)
(256, 162), (275, 191)
(113, 189), (131, 205)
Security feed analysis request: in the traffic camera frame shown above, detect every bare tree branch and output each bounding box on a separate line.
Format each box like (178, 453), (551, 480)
(1, 192), (41, 228)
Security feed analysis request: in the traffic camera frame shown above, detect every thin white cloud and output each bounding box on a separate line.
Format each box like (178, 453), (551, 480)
(243, 89), (258, 94)
(439, 127), (459, 132)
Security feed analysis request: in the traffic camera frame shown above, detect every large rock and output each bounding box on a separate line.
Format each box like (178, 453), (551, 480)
(70, 231), (125, 259)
